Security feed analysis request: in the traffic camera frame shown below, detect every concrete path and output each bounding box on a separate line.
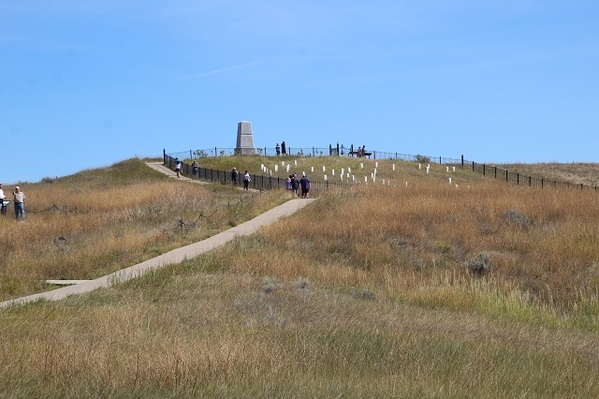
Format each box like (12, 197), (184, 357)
(146, 161), (199, 181)
(1, 162), (315, 308)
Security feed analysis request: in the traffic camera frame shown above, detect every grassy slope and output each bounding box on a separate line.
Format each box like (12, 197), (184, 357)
(0, 157), (598, 398)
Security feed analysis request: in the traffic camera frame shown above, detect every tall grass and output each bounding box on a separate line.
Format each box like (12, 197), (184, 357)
(1, 156), (599, 397)
(0, 158), (287, 300)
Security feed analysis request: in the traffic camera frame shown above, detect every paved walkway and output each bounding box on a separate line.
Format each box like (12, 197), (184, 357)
(1, 162), (315, 308)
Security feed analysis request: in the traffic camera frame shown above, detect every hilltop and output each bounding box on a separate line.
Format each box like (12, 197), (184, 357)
(0, 156), (598, 398)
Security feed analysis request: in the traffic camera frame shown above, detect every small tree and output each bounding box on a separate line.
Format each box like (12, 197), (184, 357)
(415, 154), (430, 163)
(193, 150), (209, 159)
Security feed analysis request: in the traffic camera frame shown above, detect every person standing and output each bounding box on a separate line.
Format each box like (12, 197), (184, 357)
(175, 158), (182, 178)
(12, 186), (25, 222)
(281, 141), (287, 155)
(243, 170), (251, 190)
(191, 160), (199, 178)
(230, 167), (239, 185)
(275, 143), (281, 156)
(299, 173), (311, 199)
(0, 183), (5, 215)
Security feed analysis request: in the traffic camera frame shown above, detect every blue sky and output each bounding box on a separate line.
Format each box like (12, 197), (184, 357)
(1, 1), (598, 184)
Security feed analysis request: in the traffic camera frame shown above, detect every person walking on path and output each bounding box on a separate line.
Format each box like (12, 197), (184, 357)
(243, 170), (251, 190)
(230, 167), (239, 185)
(299, 173), (311, 199)
(191, 160), (199, 179)
(290, 173), (299, 196)
(12, 186), (25, 222)
(175, 158), (182, 178)
(0, 183), (5, 215)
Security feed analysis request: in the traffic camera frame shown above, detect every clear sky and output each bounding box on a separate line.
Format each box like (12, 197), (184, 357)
(1, 1), (598, 184)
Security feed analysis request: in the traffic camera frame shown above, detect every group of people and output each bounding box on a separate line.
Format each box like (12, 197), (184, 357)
(178, 157), (310, 196)
(356, 145), (367, 158)
(230, 167), (252, 190)
(275, 141), (287, 156)
(0, 183), (26, 221)
(285, 173), (311, 198)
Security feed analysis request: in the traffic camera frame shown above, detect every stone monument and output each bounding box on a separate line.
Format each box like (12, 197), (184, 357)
(235, 121), (256, 155)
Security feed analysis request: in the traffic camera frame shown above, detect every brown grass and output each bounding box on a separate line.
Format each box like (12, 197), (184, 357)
(498, 162), (599, 187)
(1, 156), (599, 397)
(0, 158), (287, 300)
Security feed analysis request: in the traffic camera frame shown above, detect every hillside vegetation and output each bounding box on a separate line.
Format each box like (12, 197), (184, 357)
(498, 162), (599, 187)
(1, 156), (599, 398)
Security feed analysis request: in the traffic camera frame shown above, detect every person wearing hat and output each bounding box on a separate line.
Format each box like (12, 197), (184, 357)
(299, 173), (311, 199)
(12, 186), (25, 221)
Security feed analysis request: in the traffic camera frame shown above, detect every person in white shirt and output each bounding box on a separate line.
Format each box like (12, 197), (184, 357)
(0, 183), (5, 215)
(12, 186), (25, 221)
(243, 170), (251, 190)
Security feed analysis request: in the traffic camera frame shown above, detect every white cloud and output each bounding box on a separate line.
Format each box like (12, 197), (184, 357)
(179, 61), (262, 79)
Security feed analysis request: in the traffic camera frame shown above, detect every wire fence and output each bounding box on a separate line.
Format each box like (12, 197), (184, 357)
(164, 148), (599, 193)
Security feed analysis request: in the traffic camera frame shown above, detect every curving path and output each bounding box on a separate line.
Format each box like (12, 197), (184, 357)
(1, 162), (315, 308)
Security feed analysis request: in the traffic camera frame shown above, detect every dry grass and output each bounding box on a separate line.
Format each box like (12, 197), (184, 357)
(214, 180), (599, 316)
(0, 158), (287, 300)
(498, 162), (599, 187)
(1, 156), (599, 397)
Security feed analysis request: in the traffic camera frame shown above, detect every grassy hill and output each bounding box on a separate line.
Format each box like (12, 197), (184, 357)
(1, 156), (599, 398)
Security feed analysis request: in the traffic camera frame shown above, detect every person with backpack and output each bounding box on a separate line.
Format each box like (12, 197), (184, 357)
(230, 167), (238, 185)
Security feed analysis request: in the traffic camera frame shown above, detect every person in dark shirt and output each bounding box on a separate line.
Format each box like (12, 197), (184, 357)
(290, 173), (299, 196)
(299, 173), (311, 199)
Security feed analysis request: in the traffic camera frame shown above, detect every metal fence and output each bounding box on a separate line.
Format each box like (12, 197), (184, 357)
(170, 145), (466, 162)
(467, 161), (592, 190)
(163, 152), (353, 195)
(164, 148), (598, 193)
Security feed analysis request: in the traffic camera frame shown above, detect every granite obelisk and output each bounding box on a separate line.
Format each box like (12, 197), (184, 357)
(235, 121), (256, 155)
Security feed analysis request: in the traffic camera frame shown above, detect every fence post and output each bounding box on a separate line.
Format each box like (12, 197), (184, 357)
(163, 148), (166, 164)
(461, 154), (464, 167)
(483, 164), (486, 176)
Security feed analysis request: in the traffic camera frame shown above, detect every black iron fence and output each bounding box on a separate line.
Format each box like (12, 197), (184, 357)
(169, 145), (466, 163)
(164, 149), (598, 192)
(163, 151), (353, 195)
